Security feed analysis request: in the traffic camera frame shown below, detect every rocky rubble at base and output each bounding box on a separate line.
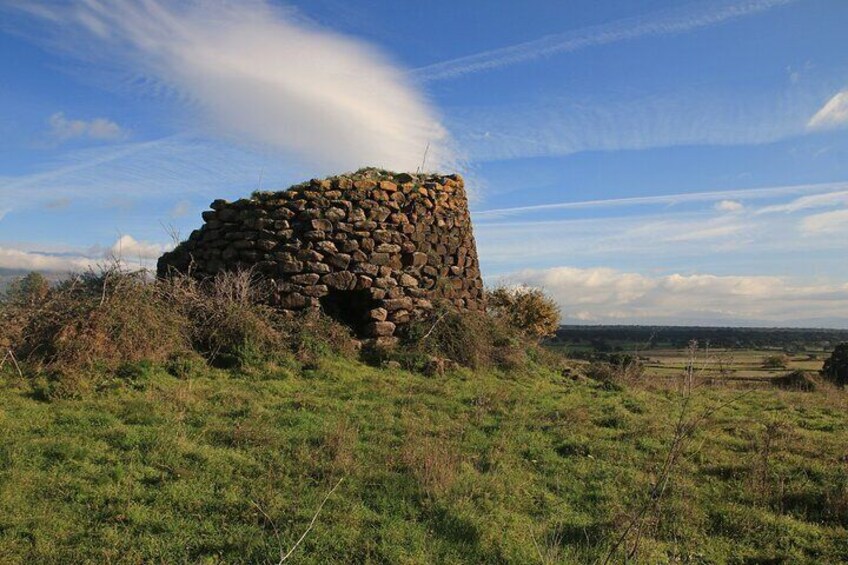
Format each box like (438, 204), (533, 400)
(158, 168), (486, 337)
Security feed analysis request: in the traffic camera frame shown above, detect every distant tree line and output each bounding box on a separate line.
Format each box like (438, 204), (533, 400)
(552, 325), (848, 352)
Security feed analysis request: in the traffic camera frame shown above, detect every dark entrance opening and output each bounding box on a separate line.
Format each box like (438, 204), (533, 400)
(319, 288), (375, 334)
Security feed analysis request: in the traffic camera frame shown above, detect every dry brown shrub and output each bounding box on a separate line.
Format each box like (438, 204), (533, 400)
(586, 355), (644, 390)
(772, 370), (821, 392)
(1, 272), (51, 353)
(12, 267), (189, 375)
(286, 308), (357, 363)
(162, 270), (287, 366)
(399, 304), (532, 371)
(163, 270), (354, 367)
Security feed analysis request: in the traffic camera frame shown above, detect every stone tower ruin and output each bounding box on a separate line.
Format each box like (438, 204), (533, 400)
(158, 169), (485, 338)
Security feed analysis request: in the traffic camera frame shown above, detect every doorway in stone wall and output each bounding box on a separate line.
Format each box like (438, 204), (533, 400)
(319, 288), (375, 333)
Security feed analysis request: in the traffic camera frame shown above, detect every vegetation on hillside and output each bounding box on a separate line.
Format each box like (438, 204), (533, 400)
(487, 286), (561, 341)
(0, 268), (846, 563)
(822, 342), (848, 387)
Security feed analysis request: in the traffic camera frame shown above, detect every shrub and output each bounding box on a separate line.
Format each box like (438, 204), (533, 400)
(821, 343), (848, 387)
(163, 270), (287, 368)
(761, 354), (789, 370)
(2, 267), (191, 398)
(165, 350), (208, 379)
(402, 307), (495, 369)
(773, 370), (820, 392)
(13, 267), (189, 374)
(1, 272), (51, 351)
(283, 308), (356, 363)
(393, 303), (545, 373)
(3, 265), (360, 390)
(487, 285), (560, 340)
(4, 272), (50, 307)
(586, 355), (644, 390)
(164, 270), (355, 369)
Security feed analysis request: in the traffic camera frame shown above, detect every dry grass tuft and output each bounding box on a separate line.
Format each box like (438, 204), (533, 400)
(401, 433), (461, 499)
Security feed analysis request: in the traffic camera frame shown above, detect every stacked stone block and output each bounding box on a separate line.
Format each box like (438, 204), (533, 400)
(157, 169), (485, 338)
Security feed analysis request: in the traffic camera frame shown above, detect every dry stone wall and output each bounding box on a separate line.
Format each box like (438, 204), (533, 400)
(157, 169), (485, 338)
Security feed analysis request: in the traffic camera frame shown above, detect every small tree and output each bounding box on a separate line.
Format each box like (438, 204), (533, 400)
(821, 343), (848, 387)
(761, 354), (789, 370)
(487, 285), (561, 341)
(4, 272), (50, 307)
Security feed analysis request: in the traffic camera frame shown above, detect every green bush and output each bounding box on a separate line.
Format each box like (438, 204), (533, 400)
(821, 343), (848, 387)
(164, 350), (208, 379)
(487, 285), (561, 340)
(4, 272), (50, 307)
(396, 304), (537, 372)
(762, 354), (789, 370)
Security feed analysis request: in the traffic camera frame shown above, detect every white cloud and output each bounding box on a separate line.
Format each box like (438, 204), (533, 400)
(109, 235), (168, 261)
(757, 190), (848, 214)
(715, 200), (744, 212)
(0, 236), (170, 273)
(474, 184), (848, 274)
(18, 0), (450, 172)
(475, 213), (757, 270)
(799, 208), (848, 235)
(500, 266), (848, 326)
(412, 0), (795, 82)
(660, 222), (744, 242)
(807, 90), (848, 130)
(48, 112), (126, 142)
(0, 246), (97, 273)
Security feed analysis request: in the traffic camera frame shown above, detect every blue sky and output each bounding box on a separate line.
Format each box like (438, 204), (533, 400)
(1, 0), (847, 326)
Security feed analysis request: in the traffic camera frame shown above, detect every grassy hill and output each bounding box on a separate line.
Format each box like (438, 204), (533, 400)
(0, 270), (846, 563)
(1, 354), (846, 563)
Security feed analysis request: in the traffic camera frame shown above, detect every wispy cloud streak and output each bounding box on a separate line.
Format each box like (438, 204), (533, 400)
(452, 83), (825, 162)
(0, 136), (305, 214)
(475, 181), (848, 220)
(807, 90), (848, 130)
(8, 0), (450, 172)
(412, 0), (796, 82)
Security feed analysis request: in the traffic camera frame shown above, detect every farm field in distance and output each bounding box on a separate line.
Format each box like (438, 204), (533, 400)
(551, 325), (848, 384)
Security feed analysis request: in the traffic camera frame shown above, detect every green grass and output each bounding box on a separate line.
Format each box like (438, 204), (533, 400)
(0, 357), (846, 563)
